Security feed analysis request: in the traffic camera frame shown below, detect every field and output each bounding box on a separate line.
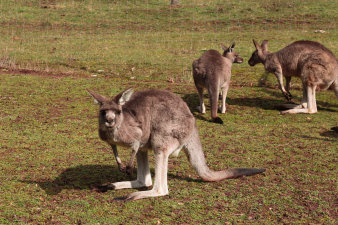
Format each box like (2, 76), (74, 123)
(0, 0), (337, 224)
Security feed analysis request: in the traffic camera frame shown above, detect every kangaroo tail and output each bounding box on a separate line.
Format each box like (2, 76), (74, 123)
(208, 85), (223, 124)
(184, 127), (265, 181)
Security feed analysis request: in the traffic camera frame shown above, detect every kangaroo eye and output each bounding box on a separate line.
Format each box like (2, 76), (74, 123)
(100, 111), (106, 116)
(116, 110), (121, 115)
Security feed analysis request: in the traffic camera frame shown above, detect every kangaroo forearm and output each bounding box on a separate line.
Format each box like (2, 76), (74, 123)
(111, 144), (126, 171)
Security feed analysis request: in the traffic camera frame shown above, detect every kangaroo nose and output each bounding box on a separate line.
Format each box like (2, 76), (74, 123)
(105, 111), (116, 122)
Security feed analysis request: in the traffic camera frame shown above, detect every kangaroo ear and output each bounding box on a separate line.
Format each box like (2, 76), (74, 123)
(227, 42), (235, 52)
(220, 43), (227, 51)
(87, 89), (109, 105)
(253, 39), (261, 50)
(115, 88), (134, 106)
(261, 40), (268, 52)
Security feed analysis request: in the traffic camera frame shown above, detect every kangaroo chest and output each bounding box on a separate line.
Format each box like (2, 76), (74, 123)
(100, 126), (147, 149)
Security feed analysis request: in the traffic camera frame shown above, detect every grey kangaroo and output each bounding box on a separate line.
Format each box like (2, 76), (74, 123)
(88, 88), (265, 200)
(249, 40), (338, 114)
(192, 43), (243, 124)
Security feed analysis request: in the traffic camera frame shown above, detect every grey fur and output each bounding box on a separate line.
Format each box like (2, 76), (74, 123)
(88, 88), (265, 200)
(192, 43), (243, 123)
(249, 40), (338, 114)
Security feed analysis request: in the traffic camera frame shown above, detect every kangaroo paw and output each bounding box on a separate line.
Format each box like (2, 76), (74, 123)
(219, 105), (226, 114)
(283, 91), (293, 101)
(95, 183), (116, 192)
(196, 105), (206, 114)
(280, 108), (316, 114)
(118, 163), (127, 173)
(126, 165), (134, 176)
(124, 190), (168, 201)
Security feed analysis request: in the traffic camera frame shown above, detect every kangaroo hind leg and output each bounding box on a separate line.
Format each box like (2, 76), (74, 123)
(208, 84), (223, 124)
(281, 84), (317, 114)
(220, 81), (230, 114)
(279, 85), (308, 110)
(196, 86), (206, 113)
(100, 150), (152, 192)
(124, 141), (180, 200)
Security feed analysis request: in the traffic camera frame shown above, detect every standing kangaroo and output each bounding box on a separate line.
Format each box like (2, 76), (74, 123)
(87, 88), (265, 200)
(249, 40), (338, 114)
(192, 43), (243, 124)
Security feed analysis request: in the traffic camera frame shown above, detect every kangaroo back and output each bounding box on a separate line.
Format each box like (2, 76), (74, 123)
(276, 41), (336, 78)
(249, 40), (337, 84)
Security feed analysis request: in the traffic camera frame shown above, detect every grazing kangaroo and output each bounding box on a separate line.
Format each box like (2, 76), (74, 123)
(249, 40), (338, 114)
(87, 88), (265, 200)
(192, 43), (243, 124)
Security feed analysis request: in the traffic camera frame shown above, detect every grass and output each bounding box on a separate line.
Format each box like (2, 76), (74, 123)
(0, 0), (337, 82)
(0, 0), (337, 224)
(1, 74), (337, 224)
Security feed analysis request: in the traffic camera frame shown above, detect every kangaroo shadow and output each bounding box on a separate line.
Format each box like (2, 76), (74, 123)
(182, 88), (337, 116)
(181, 93), (210, 122)
(320, 128), (338, 139)
(227, 96), (286, 110)
(184, 91), (285, 111)
(300, 132), (338, 141)
(260, 88), (338, 112)
(20, 165), (133, 195)
(20, 164), (203, 195)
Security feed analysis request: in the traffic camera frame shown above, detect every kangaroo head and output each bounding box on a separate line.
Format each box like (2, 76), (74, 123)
(221, 43), (243, 64)
(87, 88), (134, 130)
(248, 40), (269, 66)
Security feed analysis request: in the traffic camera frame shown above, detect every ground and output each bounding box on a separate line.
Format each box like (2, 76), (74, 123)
(0, 0), (337, 224)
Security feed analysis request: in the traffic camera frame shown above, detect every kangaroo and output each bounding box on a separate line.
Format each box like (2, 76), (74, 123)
(192, 43), (243, 124)
(249, 40), (338, 114)
(87, 88), (265, 200)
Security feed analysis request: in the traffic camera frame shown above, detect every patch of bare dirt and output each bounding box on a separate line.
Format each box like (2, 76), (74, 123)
(0, 68), (84, 79)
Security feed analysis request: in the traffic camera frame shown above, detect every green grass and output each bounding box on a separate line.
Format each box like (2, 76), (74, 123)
(0, 0), (337, 82)
(1, 74), (337, 224)
(1, 0), (337, 224)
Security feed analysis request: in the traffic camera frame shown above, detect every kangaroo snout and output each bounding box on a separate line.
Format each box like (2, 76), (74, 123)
(235, 57), (243, 64)
(105, 121), (115, 128)
(104, 111), (116, 127)
(248, 58), (256, 66)
(105, 111), (115, 121)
